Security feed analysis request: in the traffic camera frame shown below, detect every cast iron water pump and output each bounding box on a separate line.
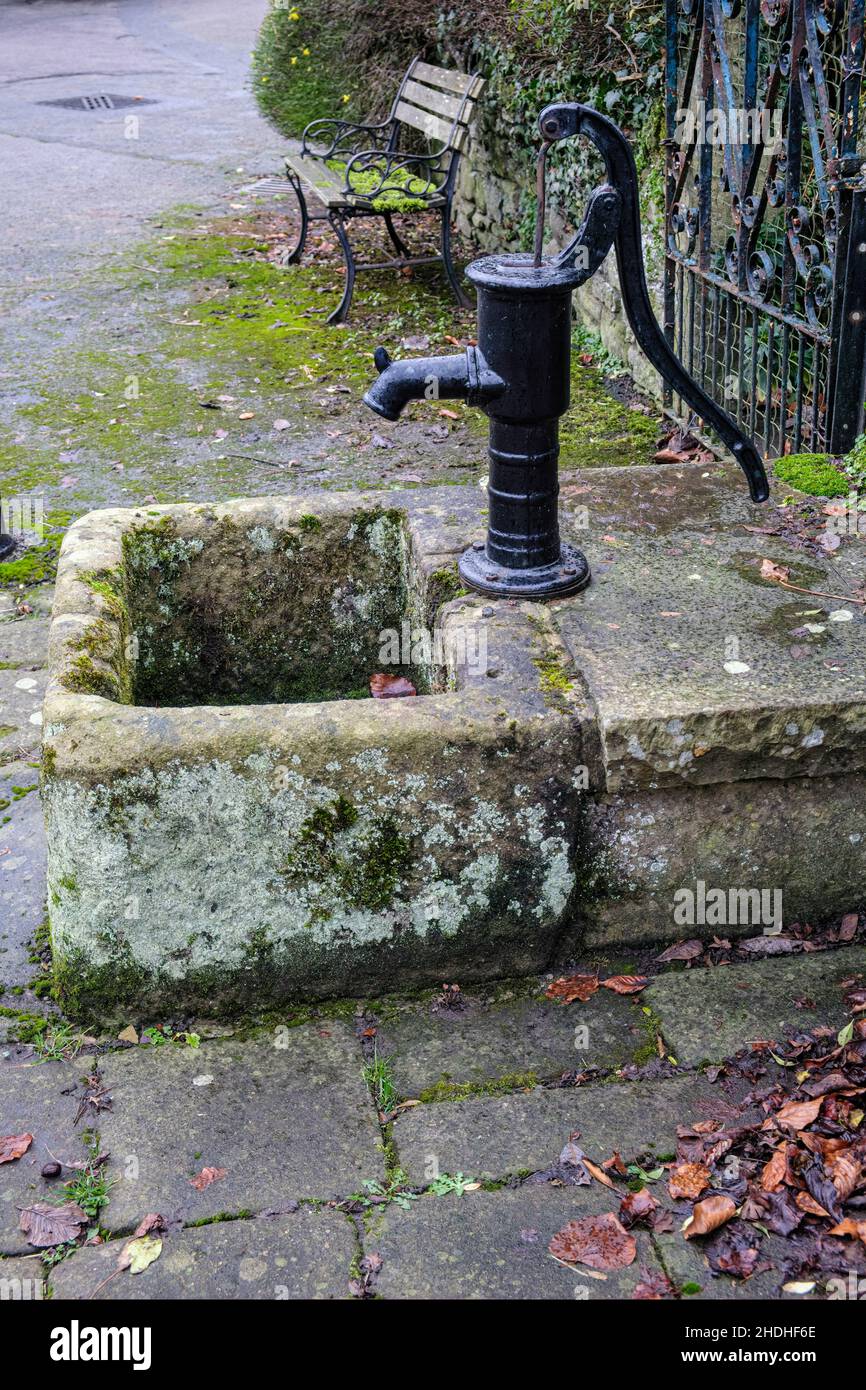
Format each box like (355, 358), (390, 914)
(364, 103), (770, 599)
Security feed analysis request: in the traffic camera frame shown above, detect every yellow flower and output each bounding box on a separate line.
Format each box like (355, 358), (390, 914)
(261, 75), (269, 83)
(302, 47), (310, 55)
(290, 55), (298, 65)
(289, 9), (300, 18)
(342, 93), (350, 103)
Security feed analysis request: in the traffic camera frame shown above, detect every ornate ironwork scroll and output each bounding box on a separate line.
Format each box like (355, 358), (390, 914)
(665, 0), (866, 455)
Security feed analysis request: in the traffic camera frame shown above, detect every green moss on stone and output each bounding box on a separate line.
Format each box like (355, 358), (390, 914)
(282, 802), (413, 912)
(417, 1070), (539, 1103)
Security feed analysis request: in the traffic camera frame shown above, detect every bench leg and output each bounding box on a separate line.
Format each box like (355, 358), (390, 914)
(327, 211), (356, 324)
(383, 212), (410, 259)
(441, 206), (472, 310)
(284, 169), (309, 265)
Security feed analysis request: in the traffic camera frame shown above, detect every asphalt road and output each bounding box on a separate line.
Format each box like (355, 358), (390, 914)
(0, 0), (276, 297)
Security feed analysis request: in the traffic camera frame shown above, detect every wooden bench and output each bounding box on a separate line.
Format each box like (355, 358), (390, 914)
(284, 58), (485, 323)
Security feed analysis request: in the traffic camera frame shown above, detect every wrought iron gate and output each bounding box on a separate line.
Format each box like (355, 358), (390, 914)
(664, 0), (866, 456)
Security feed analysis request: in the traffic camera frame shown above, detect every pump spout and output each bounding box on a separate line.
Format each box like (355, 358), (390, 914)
(363, 344), (505, 422)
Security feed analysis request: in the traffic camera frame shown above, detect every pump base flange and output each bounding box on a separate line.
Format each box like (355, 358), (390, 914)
(458, 540), (590, 599)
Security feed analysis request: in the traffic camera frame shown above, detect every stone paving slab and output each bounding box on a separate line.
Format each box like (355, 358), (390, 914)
(50, 1208), (355, 1300)
(646, 945), (865, 1068)
(376, 985), (646, 1098)
(652, 1224), (806, 1301)
(371, 1183), (660, 1299)
(0, 1058), (87, 1254)
(392, 1072), (746, 1182)
(0, 1254), (47, 1300)
(97, 1026), (383, 1228)
(0, 768), (46, 1004)
(0, 668), (45, 759)
(0, 616), (50, 669)
(555, 463), (866, 792)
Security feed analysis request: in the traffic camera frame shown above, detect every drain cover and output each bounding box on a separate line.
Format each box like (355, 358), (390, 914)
(38, 94), (157, 112)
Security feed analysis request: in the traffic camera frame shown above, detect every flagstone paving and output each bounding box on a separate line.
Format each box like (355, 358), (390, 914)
(644, 945), (864, 1068)
(95, 1028), (384, 1228)
(0, 1060), (85, 1255)
(1, 940), (862, 1298)
(372, 983), (646, 1098)
(389, 1072), (748, 1184)
(49, 1209), (357, 1301)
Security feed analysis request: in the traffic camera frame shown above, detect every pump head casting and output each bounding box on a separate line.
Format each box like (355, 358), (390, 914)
(363, 103), (769, 600)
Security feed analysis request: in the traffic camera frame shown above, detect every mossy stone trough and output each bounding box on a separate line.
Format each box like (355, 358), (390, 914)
(43, 471), (866, 1021)
(42, 490), (582, 1019)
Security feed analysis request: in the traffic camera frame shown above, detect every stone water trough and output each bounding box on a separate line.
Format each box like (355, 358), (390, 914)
(43, 468), (866, 1019)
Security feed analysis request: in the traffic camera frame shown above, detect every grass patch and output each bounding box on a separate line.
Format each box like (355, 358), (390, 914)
(362, 1047), (399, 1112)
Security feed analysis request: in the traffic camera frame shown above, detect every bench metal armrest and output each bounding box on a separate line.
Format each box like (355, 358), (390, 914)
(341, 148), (449, 204)
(301, 116), (395, 159)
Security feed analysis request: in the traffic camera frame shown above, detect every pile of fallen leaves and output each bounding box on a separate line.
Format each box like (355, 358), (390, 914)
(548, 998), (866, 1296)
(670, 1005), (866, 1292)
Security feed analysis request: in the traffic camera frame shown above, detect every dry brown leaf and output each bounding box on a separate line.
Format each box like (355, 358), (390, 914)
(839, 913), (859, 941)
(133, 1213), (167, 1237)
(656, 939), (703, 963)
(828, 1217), (866, 1243)
(601, 975), (648, 995)
(668, 1162), (711, 1201)
(369, 673), (417, 699)
(775, 1097), (823, 1131)
(0, 1132), (33, 1165)
(584, 1158), (616, 1188)
(549, 1212), (636, 1270)
(19, 1201), (88, 1247)
(619, 1188), (659, 1228)
(796, 1192), (830, 1218)
(545, 973), (599, 1004)
(189, 1166), (228, 1192)
(683, 1194), (737, 1239)
(760, 1146), (788, 1192)
(760, 558), (791, 585)
(827, 1148), (865, 1201)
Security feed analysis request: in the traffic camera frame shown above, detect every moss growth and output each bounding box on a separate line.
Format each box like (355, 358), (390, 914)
(0, 510), (74, 589)
(326, 159), (430, 213)
(533, 654), (573, 694)
(773, 453), (850, 497)
(118, 509), (409, 707)
(282, 802), (413, 912)
(632, 1004), (667, 1066)
(417, 1070), (538, 1103)
(0, 1006), (49, 1044)
(61, 652), (122, 701)
(558, 360), (659, 470)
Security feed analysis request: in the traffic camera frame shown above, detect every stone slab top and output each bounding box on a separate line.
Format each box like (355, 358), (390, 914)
(46, 471), (866, 796)
(554, 463), (866, 790)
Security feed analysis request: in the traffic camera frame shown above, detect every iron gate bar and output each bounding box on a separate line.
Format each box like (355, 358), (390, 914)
(664, 0), (866, 456)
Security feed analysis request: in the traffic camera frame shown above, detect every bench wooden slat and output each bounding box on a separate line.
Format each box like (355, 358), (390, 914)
(412, 60), (484, 99)
(394, 99), (464, 147)
(402, 78), (468, 122)
(285, 153), (346, 202)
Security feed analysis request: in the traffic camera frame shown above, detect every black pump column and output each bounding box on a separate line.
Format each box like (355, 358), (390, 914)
(457, 252), (590, 599)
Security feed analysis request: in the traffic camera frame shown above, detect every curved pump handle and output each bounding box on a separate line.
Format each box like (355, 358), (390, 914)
(537, 102), (770, 504)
